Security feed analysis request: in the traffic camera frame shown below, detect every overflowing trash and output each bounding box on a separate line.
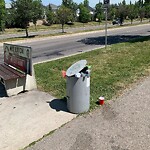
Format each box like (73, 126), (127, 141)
(64, 60), (91, 114)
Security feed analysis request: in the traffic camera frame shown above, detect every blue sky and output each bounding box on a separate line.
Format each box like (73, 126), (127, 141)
(42, 0), (137, 7)
(5, 0), (137, 7)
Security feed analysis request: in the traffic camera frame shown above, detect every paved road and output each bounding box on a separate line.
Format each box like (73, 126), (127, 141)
(26, 76), (150, 150)
(0, 24), (149, 64)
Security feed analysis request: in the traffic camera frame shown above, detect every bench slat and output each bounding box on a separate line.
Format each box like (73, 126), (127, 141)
(0, 64), (19, 80)
(0, 64), (25, 81)
(2, 64), (25, 78)
(0, 69), (12, 80)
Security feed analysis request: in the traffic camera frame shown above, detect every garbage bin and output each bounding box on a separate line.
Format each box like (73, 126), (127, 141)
(66, 60), (90, 114)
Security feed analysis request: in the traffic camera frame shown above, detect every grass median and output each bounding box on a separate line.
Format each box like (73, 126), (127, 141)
(34, 36), (150, 110)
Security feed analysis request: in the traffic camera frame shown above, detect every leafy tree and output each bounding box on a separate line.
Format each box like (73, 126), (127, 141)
(144, 0), (150, 5)
(0, 0), (5, 32)
(62, 0), (78, 22)
(11, 0), (42, 37)
(116, 1), (128, 25)
(62, 0), (71, 7)
(95, 2), (103, 23)
(134, 0), (145, 22)
(5, 8), (14, 28)
(46, 4), (55, 25)
(127, 4), (137, 24)
(56, 5), (73, 32)
(139, 6), (145, 22)
(78, 3), (90, 24)
(136, 0), (144, 7)
(122, 0), (126, 5)
(145, 5), (150, 22)
(11, 0), (33, 37)
(108, 4), (117, 20)
(62, 0), (77, 9)
(144, 0), (150, 22)
(32, 0), (43, 30)
(83, 0), (89, 8)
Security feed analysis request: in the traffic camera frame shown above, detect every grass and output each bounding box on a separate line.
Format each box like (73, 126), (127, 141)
(2, 19), (149, 34)
(34, 36), (150, 110)
(3, 21), (107, 33)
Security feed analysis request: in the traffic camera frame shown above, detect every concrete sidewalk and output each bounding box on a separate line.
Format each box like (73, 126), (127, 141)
(0, 88), (76, 150)
(26, 76), (150, 150)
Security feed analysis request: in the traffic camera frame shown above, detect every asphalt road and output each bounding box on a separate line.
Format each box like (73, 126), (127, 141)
(0, 24), (149, 63)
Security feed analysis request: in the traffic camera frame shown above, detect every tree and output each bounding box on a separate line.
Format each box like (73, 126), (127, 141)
(5, 8), (14, 28)
(46, 4), (55, 25)
(56, 5), (73, 33)
(0, 0), (5, 32)
(11, 0), (42, 37)
(32, 0), (43, 30)
(144, 0), (150, 22)
(62, 0), (78, 22)
(122, 0), (126, 5)
(145, 5), (150, 22)
(139, 6), (145, 22)
(11, 0), (33, 37)
(116, 1), (128, 25)
(78, 3), (90, 24)
(144, 0), (150, 5)
(136, 0), (144, 7)
(95, 2), (103, 23)
(108, 5), (117, 20)
(83, 0), (89, 8)
(127, 4), (137, 24)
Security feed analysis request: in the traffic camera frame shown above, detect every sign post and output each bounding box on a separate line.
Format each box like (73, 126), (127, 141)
(105, 7), (108, 49)
(3, 43), (32, 75)
(103, 0), (110, 49)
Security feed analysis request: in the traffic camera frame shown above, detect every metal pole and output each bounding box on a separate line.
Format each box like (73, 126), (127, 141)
(105, 7), (107, 49)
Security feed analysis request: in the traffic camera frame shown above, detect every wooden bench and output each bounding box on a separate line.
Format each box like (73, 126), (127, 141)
(0, 43), (36, 96)
(0, 63), (25, 81)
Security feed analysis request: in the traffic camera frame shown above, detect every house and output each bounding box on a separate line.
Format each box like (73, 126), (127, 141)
(88, 6), (95, 15)
(5, 3), (11, 9)
(76, 6), (95, 20)
(43, 3), (58, 20)
(50, 3), (58, 12)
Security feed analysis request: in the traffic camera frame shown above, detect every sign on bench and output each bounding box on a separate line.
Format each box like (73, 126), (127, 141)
(0, 43), (36, 96)
(4, 43), (32, 75)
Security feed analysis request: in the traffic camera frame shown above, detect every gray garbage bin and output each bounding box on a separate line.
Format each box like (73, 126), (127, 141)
(66, 60), (90, 114)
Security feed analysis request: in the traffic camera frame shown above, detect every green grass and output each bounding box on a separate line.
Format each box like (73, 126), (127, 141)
(2, 19), (149, 34)
(2, 21), (106, 34)
(34, 36), (150, 110)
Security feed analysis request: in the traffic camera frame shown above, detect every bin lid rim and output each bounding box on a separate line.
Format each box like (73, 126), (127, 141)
(66, 60), (87, 77)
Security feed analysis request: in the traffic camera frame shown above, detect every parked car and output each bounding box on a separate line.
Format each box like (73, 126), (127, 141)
(112, 19), (120, 25)
(66, 21), (74, 25)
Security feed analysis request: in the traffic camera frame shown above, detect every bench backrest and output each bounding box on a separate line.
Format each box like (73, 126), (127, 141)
(3, 43), (32, 75)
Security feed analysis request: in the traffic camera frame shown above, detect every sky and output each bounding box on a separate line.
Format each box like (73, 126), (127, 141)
(42, 0), (137, 7)
(5, 0), (137, 7)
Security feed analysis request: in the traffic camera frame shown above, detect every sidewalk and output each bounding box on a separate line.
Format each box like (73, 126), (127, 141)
(0, 87), (76, 150)
(25, 76), (150, 150)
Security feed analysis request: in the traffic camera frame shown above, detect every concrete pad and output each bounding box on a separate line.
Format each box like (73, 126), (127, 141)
(0, 90), (76, 150)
